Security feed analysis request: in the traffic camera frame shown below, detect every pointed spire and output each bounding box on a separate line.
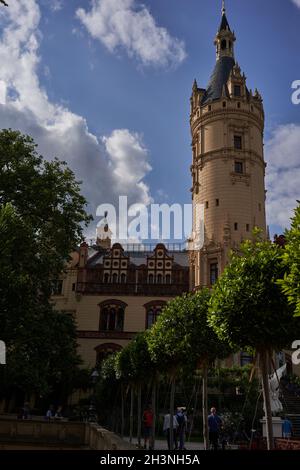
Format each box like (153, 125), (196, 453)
(222, 0), (226, 15)
(219, 0), (231, 32)
(193, 78), (198, 91)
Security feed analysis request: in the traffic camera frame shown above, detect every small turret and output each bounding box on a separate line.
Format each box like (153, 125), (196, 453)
(96, 211), (112, 249)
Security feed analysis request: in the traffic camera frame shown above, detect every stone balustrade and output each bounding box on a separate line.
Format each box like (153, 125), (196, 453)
(0, 416), (135, 450)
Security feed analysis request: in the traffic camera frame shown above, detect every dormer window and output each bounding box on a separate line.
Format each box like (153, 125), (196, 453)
(234, 85), (241, 97)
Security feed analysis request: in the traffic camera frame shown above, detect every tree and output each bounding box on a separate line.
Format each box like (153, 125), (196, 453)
(148, 290), (231, 450)
(0, 130), (91, 406)
(279, 202), (300, 317)
(0, 1), (8, 7)
(208, 237), (300, 450)
(0, 129), (91, 296)
(115, 332), (156, 447)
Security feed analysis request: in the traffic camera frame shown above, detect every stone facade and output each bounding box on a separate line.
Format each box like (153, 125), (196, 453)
(52, 242), (189, 368)
(189, 6), (266, 289)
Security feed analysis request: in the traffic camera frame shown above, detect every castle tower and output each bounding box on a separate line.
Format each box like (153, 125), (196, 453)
(189, 2), (266, 289)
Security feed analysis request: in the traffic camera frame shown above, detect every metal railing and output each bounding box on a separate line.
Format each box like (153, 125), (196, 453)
(86, 240), (189, 252)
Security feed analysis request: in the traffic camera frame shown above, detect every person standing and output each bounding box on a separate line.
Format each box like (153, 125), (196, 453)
(163, 412), (179, 450)
(208, 407), (222, 451)
(282, 416), (293, 439)
(142, 404), (154, 450)
(176, 407), (187, 450)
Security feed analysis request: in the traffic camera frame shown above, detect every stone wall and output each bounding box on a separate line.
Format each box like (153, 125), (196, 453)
(0, 416), (135, 450)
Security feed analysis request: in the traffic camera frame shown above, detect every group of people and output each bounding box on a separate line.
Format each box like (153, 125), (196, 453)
(142, 405), (225, 451)
(163, 407), (188, 450)
(142, 404), (188, 451)
(45, 405), (64, 420)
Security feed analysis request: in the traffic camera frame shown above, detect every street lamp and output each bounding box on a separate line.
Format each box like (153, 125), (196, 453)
(88, 369), (99, 423)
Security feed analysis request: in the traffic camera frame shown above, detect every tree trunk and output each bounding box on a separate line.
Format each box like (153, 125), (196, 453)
(137, 383), (142, 448)
(169, 377), (176, 451)
(152, 379), (157, 450)
(260, 349), (274, 450)
(202, 362), (209, 450)
(129, 386), (134, 443)
(121, 384), (125, 438)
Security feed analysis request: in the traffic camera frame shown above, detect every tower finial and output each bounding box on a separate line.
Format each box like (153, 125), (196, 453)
(222, 0), (226, 15)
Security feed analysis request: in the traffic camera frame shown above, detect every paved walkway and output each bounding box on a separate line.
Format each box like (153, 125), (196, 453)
(124, 437), (204, 450)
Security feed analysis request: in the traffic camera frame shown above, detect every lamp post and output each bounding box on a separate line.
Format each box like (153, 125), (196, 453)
(88, 369), (99, 423)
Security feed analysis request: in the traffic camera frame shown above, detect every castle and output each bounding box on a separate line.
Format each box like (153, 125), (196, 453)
(51, 3), (294, 374)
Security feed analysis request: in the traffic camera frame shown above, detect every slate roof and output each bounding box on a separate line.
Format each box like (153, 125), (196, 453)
(201, 56), (235, 105)
(85, 248), (189, 268)
(219, 13), (231, 32)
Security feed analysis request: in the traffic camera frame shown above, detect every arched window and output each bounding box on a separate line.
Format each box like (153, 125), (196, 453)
(99, 301), (126, 331)
(148, 274), (154, 284)
(157, 274), (163, 284)
(221, 39), (227, 50)
(104, 273), (110, 283)
(96, 343), (122, 366)
(145, 302), (166, 329)
(120, 273), (126, 283)
(112, 273), (118, 284)
(165, 274), (171, 284)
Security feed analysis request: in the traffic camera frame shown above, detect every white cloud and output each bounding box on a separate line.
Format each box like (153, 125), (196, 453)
(265, 124), (300, 230)
(0, 0), (152, 237)
(76, 0), (186, 68)
(291, 0), (300, 8)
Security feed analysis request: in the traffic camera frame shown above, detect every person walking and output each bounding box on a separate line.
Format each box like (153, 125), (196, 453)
(176, 407), (187, 450)
(142, 404), (154, 450)
(163, 412), (179, 450)
(208, 407), (222, 451)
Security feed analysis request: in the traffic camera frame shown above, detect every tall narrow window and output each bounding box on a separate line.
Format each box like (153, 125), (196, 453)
(148, 274), (154, 284)
(112, 273), (118, 284)
(234, 161), (243, 174)
(216, 199), (219, 207)
(234, 85), (241, 97)
(234, 135), (242, 150)
(51, 280), (63, 295)
(157, 274), (163, 284)
(234, 223), (238, 231)
(210, 263), (218, 286)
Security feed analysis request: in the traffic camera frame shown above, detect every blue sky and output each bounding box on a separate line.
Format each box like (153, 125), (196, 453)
(0, 0), (300, 240)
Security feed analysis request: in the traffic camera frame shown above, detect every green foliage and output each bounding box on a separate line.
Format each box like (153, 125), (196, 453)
(0, 129), (92, 294)
(0, 130), (91, 401)
(209, 237), (300, 351)
(147, 289), (232, 374)
(115, 331), (154, 383)
(279, 203), (300, 317)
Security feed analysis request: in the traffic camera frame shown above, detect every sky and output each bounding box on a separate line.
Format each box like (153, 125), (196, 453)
(0, 0), (300, 241)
